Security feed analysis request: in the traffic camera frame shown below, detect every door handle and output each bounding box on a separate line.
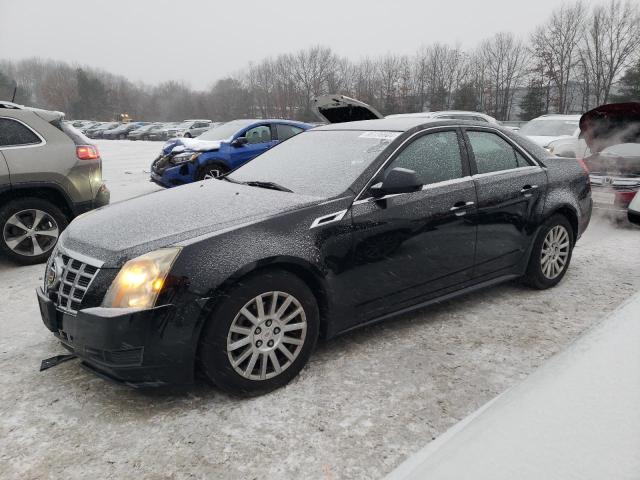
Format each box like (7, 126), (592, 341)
(520, 185), (539, 195)
(450, 201), (475, 216)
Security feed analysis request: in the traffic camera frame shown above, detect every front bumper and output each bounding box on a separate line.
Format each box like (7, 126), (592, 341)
(37, 287), (198, 387)
(150, 158), (198, 188)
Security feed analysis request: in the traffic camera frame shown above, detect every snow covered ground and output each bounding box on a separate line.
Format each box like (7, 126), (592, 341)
(1, 140), (639, 479)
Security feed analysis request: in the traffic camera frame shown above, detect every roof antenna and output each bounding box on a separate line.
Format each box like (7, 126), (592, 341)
(11, 81), (17, 102)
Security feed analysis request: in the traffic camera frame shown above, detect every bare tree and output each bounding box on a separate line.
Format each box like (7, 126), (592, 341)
(581, 0), (640, 107)
(480, 32), (529, 120)
(531, 2), (586, 113)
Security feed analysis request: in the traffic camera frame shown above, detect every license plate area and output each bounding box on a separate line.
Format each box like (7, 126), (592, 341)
(592, 190), (615, 205)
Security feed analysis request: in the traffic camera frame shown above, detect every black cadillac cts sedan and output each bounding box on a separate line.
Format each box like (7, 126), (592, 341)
(38, 117), (592, 394)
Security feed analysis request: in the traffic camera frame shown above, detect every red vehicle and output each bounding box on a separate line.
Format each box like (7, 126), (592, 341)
(580, 103), (640, 215)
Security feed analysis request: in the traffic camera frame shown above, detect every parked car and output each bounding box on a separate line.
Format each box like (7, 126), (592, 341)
(519, 114), (581, 149)
(165, 119), (213, 138)
(147, 122), (180, 141)
(580, 102), (640, 217)
(128, 123), (164, 141)
(0, 101), (109, 264)
(38, 104), (591, 393)
(387, 110), (499, 124)
(85, 122), (119, 139)
(102, 122), (146, 140)
(151, 119), (312, 187)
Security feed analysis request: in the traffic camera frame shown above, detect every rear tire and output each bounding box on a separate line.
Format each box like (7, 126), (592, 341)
(196, 163), (228, 181)
(522, 214), (574, 289)
(198, 270), (319, 395)
(0, 198), (68, 265)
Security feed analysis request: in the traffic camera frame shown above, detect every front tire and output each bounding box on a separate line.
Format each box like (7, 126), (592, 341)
(0, 198), (68, 265)
(198, 270), (319, 395)
(523, 214), (574, 289)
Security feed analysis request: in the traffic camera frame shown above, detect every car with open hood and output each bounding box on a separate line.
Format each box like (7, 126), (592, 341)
(150, 119), (312, 187)
(38, 96), (591, 394)
(579, 102), (640, 217)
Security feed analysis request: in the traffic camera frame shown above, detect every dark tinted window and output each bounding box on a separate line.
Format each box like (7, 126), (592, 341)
(467, 131), (530, 174)
(0, 118), (41, 147)
(276, 124), (304, 141)
(386, 130), (463, 185)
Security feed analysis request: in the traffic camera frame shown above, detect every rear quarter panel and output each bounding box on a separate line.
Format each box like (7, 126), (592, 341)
(542, 156), (592, 239)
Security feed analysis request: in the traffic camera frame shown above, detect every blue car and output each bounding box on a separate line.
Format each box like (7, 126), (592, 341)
(150, 119), (312, 187)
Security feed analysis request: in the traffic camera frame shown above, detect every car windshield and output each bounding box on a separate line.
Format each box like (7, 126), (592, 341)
(520, 119), (578, 136)
(198, 120), (255, 141)
(228, 130), (399, 197)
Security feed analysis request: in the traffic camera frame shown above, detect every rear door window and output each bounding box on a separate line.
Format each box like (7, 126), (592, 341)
(466, 130), (530, 174)
(276, 124), (304, 142)
(0, 118), (42, 147)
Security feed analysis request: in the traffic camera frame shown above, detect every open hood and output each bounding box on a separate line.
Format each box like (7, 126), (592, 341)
(312, 94), (383, 124)
(579, 102), (640, 153)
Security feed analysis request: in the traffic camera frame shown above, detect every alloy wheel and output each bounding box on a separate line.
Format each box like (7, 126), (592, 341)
(227, 291), (307, 381)
(2, 209), (59, 257)
(540, 225), (570, 279)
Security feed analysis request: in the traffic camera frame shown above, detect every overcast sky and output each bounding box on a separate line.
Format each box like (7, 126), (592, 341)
(1, 0), (576, 90)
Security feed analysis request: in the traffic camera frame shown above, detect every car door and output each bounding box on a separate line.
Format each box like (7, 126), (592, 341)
(0, 150), (9, 191)
(345, 128), (477, 323)
(463, 128), (547, 278)
(230, 124), (274, 166)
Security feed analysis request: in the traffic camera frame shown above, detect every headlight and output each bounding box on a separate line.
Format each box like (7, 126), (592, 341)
(102, 247), (181, 309)
(172, 153), (200, 164)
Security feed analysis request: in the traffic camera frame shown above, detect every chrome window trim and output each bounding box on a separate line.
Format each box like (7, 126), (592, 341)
(0, 116), (47, 150)
(353, 176), (475, 205)
(463, 125), (542, 168)
(472, 165), (542, 180)
(352, 124), (544, 205)
(353, 124), (462, 203)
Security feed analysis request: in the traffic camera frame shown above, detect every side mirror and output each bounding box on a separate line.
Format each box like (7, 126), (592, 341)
(370, 167), (422, 198)
(231, 137), (248, 147)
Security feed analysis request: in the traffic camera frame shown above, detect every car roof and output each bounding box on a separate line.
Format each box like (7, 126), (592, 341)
(532, 114), (582, 121)
(314, 117), (492, 132)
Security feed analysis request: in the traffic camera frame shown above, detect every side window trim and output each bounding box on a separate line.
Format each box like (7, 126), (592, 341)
(462, 126), (540, 177)
(0, 116), (46, 150)
(382, 127), (467, 184)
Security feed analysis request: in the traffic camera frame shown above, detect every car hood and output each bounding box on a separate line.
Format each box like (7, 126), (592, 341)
(579, 102), (640, 153)
(525, 135), (571, 147)
(312, 94), (383, 123)
(60, 180), (320, 267)
(162, 137), (224, 155)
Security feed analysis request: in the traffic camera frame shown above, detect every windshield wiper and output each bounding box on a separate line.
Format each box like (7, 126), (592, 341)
(219, 176), (293, 193)
(244, 181), (293, 193)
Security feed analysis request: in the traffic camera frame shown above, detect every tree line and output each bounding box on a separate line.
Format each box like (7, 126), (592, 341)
(1, 0), (639, 123)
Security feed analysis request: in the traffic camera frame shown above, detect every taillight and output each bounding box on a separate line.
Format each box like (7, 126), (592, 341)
(577, 158), (590, 174)
(76, 145), (100, 160)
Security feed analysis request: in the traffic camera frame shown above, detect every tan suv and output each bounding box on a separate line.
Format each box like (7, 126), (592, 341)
(0, 101), (109, 264)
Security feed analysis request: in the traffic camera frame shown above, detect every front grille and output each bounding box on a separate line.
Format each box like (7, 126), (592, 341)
(47, 252), (101, 315)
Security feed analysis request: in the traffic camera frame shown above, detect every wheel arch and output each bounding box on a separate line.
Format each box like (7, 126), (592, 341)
(0, 184), (74, 220)
(195, 256), (331, 342)
(546, 204), (579, 241)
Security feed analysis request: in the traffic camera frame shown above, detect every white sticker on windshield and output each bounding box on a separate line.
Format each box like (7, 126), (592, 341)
(359, 131), (401, 140)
